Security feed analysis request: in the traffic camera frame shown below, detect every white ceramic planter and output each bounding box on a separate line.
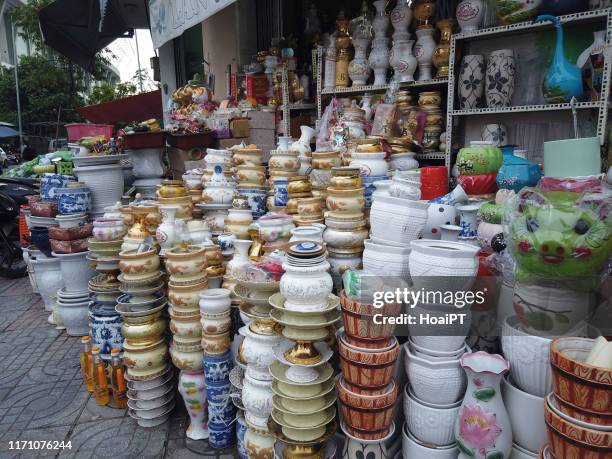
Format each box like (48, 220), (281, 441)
(389, 153), (419, 171)
(199, 289), (231, 315)
(408, 240), (479, 293)
(242, 373), (273, 428)
(52, 251), (96, 292)
(239, 325), (282, 381)
(404, 385), (460, 446)
(349, 152), (388, 177)
(57, 300), (89, 336)
(402, 422), (458, 459)
(280, 261), (333, 311)
(363, 239), (411, 278)
(127, 148), (165, 179)
(370, 195), (429, 245)
(74, 164), (124, 216)
(31, 255), (64, 311)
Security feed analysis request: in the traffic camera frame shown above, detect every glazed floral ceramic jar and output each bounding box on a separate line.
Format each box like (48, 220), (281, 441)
(157, 180), (187, 198)
(168, 278), (208, 310)
(170, 341), (204, 372)
(350, 152), (389, 177)
(280, 260), (333, 311)
(235, 166), (266, 187)
(312, 151), (342, 170)
(326, 188), (366, 218)
(165, 245), (207, 282)
(202, 166), (236, 205)
(257, 213), (295, 243)
(269, 150), (300, 172)
(123, 338), (169, 380)
(224, 208), (253, 239)
(169, 309), (202, 341)
(118, 248), (160, 281)
(232, 147), (263, 166)
(93, 218), (126, 241)
(323, 215), (369, 249)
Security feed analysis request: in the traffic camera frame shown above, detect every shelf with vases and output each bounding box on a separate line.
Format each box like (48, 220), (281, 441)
(454, 8), (610, 42)
(320, 78), (449, 96)
(451, 101), (603, 116)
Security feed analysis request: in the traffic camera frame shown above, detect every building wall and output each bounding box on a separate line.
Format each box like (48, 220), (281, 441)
(0, 0), (31, 68)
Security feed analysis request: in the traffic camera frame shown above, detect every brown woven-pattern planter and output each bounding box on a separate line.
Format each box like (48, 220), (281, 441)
(340, 290), (402, 316)
(550, 338), (612, 415)
(336, 377), (398, 409)
(545, 398), (612, 459)
(343, 334), (395, 350)
(555, 394), (612, 427)
(343, 423), (391, 441)
(338, 336), (399, 388)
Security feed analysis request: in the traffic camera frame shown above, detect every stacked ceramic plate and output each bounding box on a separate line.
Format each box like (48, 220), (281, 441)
(126, 365), (175, 428)
(285, 242), (327, 268)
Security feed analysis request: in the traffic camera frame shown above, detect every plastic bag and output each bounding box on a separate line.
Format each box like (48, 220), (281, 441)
(316, 98), (342, 149)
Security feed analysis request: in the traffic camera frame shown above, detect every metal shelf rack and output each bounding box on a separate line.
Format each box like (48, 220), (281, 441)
(279, 66), (317, 136)
(444, 8), (612, 170)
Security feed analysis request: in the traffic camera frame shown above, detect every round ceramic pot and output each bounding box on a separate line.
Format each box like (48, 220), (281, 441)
(312, 151), (341, 170)
(118, 248), (160, 279)
(242, 373), (274, 428)
(338, 335), (400, 388)
(202, 184), (236, 205)
(56, 187), (91, 214)
(31, 255), (64, 311)
(402, 421), (459, 458)
(269, 150), (300, 172)
(121, 315), (166, 346)
(182, 172), (203, 190)
(296, 197), (325, 216)
(165, 245), (207, 281)
(257, 213), (294, 242)
(169, 310), (202, 340)
(73, 164), (124, 215)
(350, 153), (388, 177)
(157, 180), (187, 198)
(326, 188), (366, 217)
(330, 175), (362, 190)
(170, 341), (203, 372)
(232, 148), (263, 166)
(280, 261), (333, 311)
(363, 239), (411, 278)
(287, 177), (311, 195)
(199, 288), (231, 315)
(235, 166), (266, 186)
(389, 153), (419, 171)
(369, 194), (428, 245)
(245, 427), (275, 459)
(89, 305), (123, 353)
(289, 226), (324, 244)
(236, 187), (267, 218)
(201, 331), (231, 355)
(389, 177), (421, 200)
(54, 251), (96, 292)
(200, 310), (231, 334)
(123, 339), (169, 380)
(341, 293), (402, 342)
(408, 240), (480, 293)
(202, 208), (230, 233)
(337, 376), (398, 438)
(167, 279), (208, 310)
(324, 218), (369, 249)
(403, 342), (466, 405)
(205, 148), (233, 167)
(457, 142), (503, 176)
(328, 248), (363, 290)
(93, 218), (126, 241)
(404, 385), (461, 447)
(239, 325), (282, 381)
(456, 0), (484, 32)
(57, 300), (89, 336)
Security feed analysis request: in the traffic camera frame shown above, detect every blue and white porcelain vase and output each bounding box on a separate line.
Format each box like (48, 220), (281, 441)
(535, 15), (583, 103)
(486, 49), (516, 108)
(207, 380), (236, 429)
(40, 173), (74, 201)
(237, 186), (267, 218)
(235, 412), (248, 459)
(496, 145), (542, 192)
(203, 350), (233, 385)
(273, 178), (289, 207)
(209, 422), (235, 449)
(457, 203), (481, 238)
(88, 303), (122, 354)
(56, 186), (91, 214)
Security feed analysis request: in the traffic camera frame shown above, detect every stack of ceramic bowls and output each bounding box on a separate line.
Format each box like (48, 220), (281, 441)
(267, 242), (340, 457)
(541, 337), (612, 459)
(310, 150), (342, 200)
(126, 365), (175, 428)
(49, 211), (92, 255)
(224, 197), (253, 240)
(55, 287), (90, 336)
(337, 290), (401, 443)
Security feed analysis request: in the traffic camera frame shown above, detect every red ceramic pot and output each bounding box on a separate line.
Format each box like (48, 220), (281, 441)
(458, 173), (498, 195)
(550, 338), (612, 415)
(338, 334), (399, 388)
(545, 397), (612, 459)
(337, 376), (398, 438)
(420, 166), (449, 200)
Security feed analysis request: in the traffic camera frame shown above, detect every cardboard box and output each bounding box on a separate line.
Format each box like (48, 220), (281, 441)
(230, 118), (250, 138)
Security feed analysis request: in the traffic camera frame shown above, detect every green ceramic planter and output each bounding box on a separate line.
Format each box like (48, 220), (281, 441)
(457, 142), (504, 176)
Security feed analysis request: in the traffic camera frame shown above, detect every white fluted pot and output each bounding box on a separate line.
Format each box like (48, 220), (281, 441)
(74, 164), (124, 216)
(52, 251), (96, 293)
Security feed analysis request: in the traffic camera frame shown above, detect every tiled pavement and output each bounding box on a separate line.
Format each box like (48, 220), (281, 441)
(0, 277), (238, 459)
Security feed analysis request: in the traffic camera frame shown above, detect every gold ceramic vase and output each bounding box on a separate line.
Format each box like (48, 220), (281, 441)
(432, 19), (454, 78)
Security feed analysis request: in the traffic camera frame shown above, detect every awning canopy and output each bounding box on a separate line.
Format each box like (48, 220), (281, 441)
(148, 0), (237, 49)
(39, 0), (134, 72)
(0, 126), (20, 138)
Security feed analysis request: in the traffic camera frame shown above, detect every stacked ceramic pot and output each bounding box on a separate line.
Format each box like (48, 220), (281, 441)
(253, 213), (295, 255)
(199, 166), (236, 234)
(268, 242), (340, 457)
(349, 138), (390, 213)
(289, 127), (316, 178)
(293, 197), (326, 227)
(419, 91), (444, 153)
(87, 216), (126, 356)
(337, 289), (401, 448)
(284, 176), (313, 217)
(323, 167), (368, 290)
(116, 244), (172, 426)
(236, 272), (282, 459)
(200, 288), (236, 448)
(156, 179), (192, 225)
(310, 150), (342, 200)
(456, 141), (503, 198)
(182, 168), (205, 208)
(73, 155), (125, 218)
(268, 148), (300, 213)
(388, 138), (419, 180)
(233, 146), (267, 218)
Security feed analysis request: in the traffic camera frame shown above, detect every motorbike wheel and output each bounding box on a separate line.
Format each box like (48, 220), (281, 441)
(0, 238), (26, 278)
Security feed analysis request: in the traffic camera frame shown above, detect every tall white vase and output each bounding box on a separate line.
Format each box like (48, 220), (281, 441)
(390, 38), (417, 83)
(485, 49), (516, 108)
(178, 370), (209, 440)
(372, 0), (389, 38)
(156, 206), (177, 254)
(226, 239), (251, 278)
(391, 0), (412, 39)
(369, 37), (390, 86)
(456, 0), (485, 32)
(414, 27), (437, 81)
(290, 126), (316, 156)
(324, 41), (337, 91)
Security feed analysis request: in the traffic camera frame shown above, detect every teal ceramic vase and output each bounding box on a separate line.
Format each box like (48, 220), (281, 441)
(496, 145), (542, 192)
(535, 15), (583, 103)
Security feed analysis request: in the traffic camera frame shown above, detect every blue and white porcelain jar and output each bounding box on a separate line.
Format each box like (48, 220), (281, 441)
(56, 186), (92, 214)
(206, 380), (236, 427)
(237, 186), (267, 218)
(88, 303), (123, 354)
(40, 174), (74, 201)
(361, 175), (389, 208)
(273, 178), (289, 207)
(203, 350), (233, 385)
(208, 421), (235, 449)
(235, 411), (248, 459)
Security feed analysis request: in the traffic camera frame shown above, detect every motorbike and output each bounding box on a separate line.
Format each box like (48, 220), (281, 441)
(0, 177), (36, 278)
